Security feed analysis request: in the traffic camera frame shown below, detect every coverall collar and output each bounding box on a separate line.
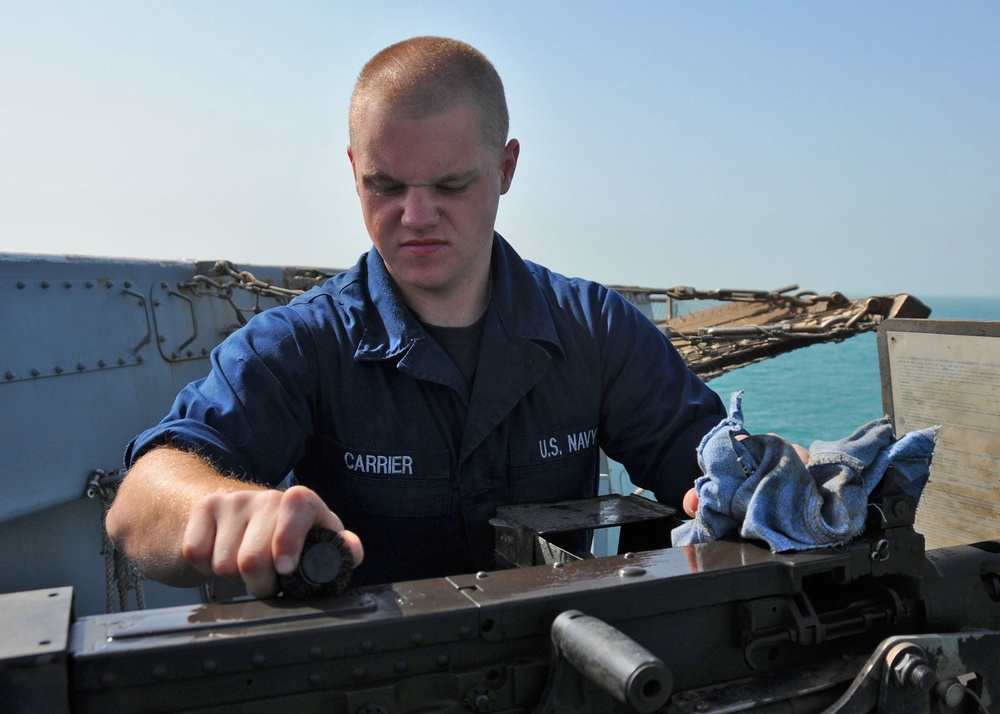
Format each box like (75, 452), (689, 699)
(354, 233), (563, 365)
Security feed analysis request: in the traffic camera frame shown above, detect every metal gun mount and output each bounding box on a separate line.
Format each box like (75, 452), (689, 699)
(4, 489), (1000, 713)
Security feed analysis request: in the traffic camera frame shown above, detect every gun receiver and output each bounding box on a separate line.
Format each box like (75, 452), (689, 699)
(4, 494), (999, 712)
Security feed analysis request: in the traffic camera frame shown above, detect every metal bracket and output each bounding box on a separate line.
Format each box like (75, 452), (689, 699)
(490, 494), (682, 568)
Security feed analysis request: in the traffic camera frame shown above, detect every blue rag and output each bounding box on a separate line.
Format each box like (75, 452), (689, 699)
(671, 392), (938, 551)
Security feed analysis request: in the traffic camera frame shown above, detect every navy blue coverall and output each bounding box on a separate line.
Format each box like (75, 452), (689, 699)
(127, 235), (726, 585)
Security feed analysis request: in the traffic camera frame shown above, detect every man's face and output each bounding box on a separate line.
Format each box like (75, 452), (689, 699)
(348, 101), (518, 309)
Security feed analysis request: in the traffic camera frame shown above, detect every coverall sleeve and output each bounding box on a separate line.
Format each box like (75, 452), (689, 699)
(125, 307), (323, 485)
(595, 288), (727, 510)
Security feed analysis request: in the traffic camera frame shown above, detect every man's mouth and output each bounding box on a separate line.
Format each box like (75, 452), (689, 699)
(400, 238), (447, 256)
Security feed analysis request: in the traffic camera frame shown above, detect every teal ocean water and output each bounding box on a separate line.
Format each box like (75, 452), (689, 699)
(704, 297), (1000, 447)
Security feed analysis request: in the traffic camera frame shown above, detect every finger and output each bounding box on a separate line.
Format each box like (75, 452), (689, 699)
(337, 529), (365, 567)
(271, 486), (339, 575)
(763, 433), (810, 465)
(182, 499), (221, 578)
(238, 505), (282, 598)
(682, 487), (699, 518)
(205, 497), (254, 581)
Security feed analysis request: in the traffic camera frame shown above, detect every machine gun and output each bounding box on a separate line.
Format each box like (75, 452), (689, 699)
(4, 480), (1000, 713)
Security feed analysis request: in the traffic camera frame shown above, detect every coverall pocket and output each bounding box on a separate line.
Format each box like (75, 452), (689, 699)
(508, 449), (598, 504)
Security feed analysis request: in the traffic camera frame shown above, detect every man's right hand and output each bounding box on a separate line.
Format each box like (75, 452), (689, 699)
(183, 485), (363, 598)
(106, 446), (363, 599)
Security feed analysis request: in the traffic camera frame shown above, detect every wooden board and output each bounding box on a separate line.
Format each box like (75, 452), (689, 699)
(878, 319), (1000, 549)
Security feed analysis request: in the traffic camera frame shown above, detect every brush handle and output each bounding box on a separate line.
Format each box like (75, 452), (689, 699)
(279, 526), (354, 598)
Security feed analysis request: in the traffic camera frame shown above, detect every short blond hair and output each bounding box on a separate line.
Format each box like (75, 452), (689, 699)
(350, 36), (509, 154)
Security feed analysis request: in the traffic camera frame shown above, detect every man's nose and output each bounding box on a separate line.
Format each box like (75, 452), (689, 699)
(400, 188), (439, 229)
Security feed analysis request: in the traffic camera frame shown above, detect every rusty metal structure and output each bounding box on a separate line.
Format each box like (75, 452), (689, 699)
(610, 284), (932, 381)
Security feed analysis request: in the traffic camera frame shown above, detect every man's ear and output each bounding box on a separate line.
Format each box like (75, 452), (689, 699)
(499, 138), (519, 195)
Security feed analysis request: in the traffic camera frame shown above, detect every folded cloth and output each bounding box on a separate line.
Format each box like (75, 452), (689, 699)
(671, 392), (938, 551)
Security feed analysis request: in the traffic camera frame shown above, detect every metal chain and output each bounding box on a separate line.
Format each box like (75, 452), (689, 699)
(185, 261), (333, 326)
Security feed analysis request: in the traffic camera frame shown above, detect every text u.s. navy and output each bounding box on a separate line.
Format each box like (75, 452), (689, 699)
(538, 427), (598, 460)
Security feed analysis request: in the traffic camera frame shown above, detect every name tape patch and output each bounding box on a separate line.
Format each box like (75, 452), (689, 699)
(329, 440), (450, 478)
(511, 426), (599, 467)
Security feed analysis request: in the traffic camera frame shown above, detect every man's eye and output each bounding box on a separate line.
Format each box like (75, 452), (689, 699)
(367, 180), (403, 196)
(437, 183), (468, 195)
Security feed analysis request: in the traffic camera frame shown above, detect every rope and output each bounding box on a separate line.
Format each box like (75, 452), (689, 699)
(88, 470), (147, 613)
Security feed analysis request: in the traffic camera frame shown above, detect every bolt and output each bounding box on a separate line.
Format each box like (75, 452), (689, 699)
(54, 365), (63, 374)
(909, 663), (936, 690)
(893, 650), (936, 690)
(4, 372), (14, 381)
(77, 363), (86, 371)
(618, 565), (647, 577)
(40, 281), (49, 289)
(465, 687), (492, 712)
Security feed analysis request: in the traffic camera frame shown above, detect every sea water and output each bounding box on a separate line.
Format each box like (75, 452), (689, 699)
(705, 296), (1000, 446)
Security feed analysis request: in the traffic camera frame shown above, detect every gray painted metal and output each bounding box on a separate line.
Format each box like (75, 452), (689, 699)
(0, 253), (335, 615)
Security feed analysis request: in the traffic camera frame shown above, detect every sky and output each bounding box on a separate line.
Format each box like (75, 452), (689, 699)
(2, 1), (998, 298)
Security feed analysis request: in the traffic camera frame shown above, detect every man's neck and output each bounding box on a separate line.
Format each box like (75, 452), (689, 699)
(397, 262), (493, 328)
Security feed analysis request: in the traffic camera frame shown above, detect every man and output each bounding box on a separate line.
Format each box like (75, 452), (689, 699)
(106, 36), (728, 597)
